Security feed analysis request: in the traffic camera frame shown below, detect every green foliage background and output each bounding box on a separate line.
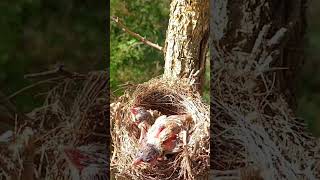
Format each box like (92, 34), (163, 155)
(110, 0), (169, 97)
(297, 1), (320, 135)
(110, 0), (320, 135)
(0, 0), (319, 134)
(110, 0), (210, 102)
(0, 1), (106, 112)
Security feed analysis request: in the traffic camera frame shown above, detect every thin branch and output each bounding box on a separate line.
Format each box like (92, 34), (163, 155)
(111, 16), (163, 52)
(9, 65), (88, 100)
(24, 64), (85, 79)
(7, 77), (62, 100)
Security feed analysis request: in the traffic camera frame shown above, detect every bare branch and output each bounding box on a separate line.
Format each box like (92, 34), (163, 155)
(7, 77), (62, 100)
(24, 64), (85, 80)
(111, 16), (163, 52)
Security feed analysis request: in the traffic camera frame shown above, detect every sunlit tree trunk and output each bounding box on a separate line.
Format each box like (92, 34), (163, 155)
(163, 0), (209, 93)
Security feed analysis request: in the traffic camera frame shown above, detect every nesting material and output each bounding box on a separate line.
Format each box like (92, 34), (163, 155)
(211, 46), (320, 179)
(0, 71), (109, 179)
(111, 77), (210, 180)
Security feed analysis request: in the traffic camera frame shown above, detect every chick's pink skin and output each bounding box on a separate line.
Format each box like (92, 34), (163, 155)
(145, 115), (181, 152)
(62, 144), (109, 180)
(130, 108), (138, 116)
(137, 122), (150, 144)
(130, 107), (153, 144)
(132, 158), (142, 166)
(132, 116), (179, 166)
(132, 114), (191, 166)
(64, 148), (90, 172)
(130, 107), (151, 123)
(161, 134), (178, 152)
(146, 115), (167, 140)
(132, 156), (158, 166)
(132, 143), (160, 166)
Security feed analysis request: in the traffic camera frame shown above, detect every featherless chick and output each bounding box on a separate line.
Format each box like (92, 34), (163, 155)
(133, 114), (192, 166)
(63, 144), (109, 180)
(130, 106), (160, 144)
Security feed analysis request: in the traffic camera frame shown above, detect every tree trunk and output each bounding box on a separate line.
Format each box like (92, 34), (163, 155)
(210, 0), (318, 179)
(211, 0), (307, 109)
(163, 0), (209, 93)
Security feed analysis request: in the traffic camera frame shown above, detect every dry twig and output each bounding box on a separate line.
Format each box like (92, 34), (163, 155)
(111, 16), (163, 52)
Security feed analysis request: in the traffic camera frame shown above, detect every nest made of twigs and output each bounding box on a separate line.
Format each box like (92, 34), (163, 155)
(111, 77), (210, 180)
(0, 71), (109, 179)
(210, 44), (320, 179)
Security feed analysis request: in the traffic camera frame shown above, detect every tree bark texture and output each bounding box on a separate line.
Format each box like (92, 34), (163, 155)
(164, 0), (209, 92)
(209, 0), (320, 179)
(211, 0), (307, 109)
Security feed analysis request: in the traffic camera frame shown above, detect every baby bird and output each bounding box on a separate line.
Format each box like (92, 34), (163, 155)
(130, 106), (158, 144)
(132, 143), (160, 166)
(130, 107), (153, 125)
(62, 144), (108, 180)
(132, 114), (192, 166)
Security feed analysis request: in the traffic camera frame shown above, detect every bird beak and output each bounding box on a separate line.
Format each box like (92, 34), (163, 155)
(130, 108), (138, 115)
(132, 158), (143, 166)
(155, 126), (165, 138)
(63, 147), (78, 163)
(62, 146), (72, 156)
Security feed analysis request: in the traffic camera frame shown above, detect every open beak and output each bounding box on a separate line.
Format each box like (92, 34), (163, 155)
(132, 158), (143, 166)
(130, 108), (138, 115)
(154, 125), (165, 138)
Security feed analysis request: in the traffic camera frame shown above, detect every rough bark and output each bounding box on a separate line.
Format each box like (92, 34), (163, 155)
(163, 0), (209, 92)
(210, 0), (319, 179)
(211, 0), (307, 109)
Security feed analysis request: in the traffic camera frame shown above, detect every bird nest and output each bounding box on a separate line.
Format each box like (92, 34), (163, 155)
(111, 77), (210, 180)
(210, 46), (320, 179)
(0, 71), (109, 179)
